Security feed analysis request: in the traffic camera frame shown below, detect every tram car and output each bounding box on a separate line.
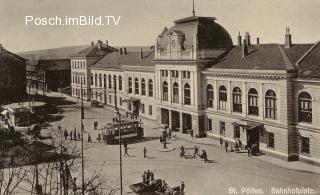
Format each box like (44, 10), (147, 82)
(102, 119), (144, 144)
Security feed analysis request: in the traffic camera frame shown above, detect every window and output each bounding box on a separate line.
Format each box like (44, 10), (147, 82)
(187, 71), (190, 78)
(233, 87), (242, 113)
(91, 73), (93, 85)
(301, 137), (310, 154)
(109, 95), (112, 103)
(135, 78), (139, 94)
(173, 82), (179, 103)
(182, 71), (186, 78)
(141, 104), (145, 114)
(184, 83), (191, 105)
(234, 126), (240, 139)
(128, 77), (132, 93)
(206, 84), (214, 108)
(268, 132), (274, 148)
(99, 74), (102, 87)
(120, 97), (122, 106)
(141, 79), (146, 96)
(219, 86), (227, 110)
(265, 90), (277, 119)
(149, 105), (153, 116)
(113, 75), (117, 89)
(103, 74), (106, 88)
(119, 76), (122, 90)
(148, 79), (153, 97)
(83, 76), (86, 85)
(220, 121), (225, 135)
(248, 88), (259, 115)
(108, 75), (112, 89)
(162, 81), (168, 101)
(298, 92), (312, 123)
(94, 74), (97, 86)
(208, 119), (213, 131)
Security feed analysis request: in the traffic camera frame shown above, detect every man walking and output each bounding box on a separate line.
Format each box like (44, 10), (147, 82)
(220, 137), (223, 147)
(64, 129), (68, 140)
(181, 181), (185, 195)
(124, 141), (129, 157)
(225, 141), (229, 152)
(143, 147), (148, 158)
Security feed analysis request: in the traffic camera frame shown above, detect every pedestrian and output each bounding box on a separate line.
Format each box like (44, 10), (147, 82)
(180, 145), (185, 158)
(220, 137), (223, 147)
(181, 181), (185, 195)
(146, 170), (151, 181)
(248, 146), (251, 157)
(64, 129), (68, 140)
(70, 131), (73, 140)
(72, 177), (77, 195)
(190, 130), (193, 137)
(124, 144), (129, 157)
(150, 171), (154, 180)
(202, 149), (208, 163)
(88, 134), (92, 142)
(77, 132), (81, 141)
(143, 147), (148, 158)
(97, 134), (101, 143)
(225, 141), (229, 152)
(73, 129), (77, 141)
(160, 135), (163, 144)
(194, 146), (199, 158)
(142, 171), (147, 183)
(168, 130), (172, 140)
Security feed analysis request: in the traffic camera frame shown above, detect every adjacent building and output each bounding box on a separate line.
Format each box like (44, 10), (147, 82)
(0, 44), (27, 104)
(70, 15), (320, 165)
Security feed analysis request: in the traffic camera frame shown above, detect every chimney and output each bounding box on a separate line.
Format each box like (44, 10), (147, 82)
(140, 48), (143, 59)
(237, 31), (242, 47)
(106, 40), (108, 47)
(0, 44), (3, 51)
(123, 47), (127, 55)
(245, 32), (251, 46)
(119, 48), (123, 55)
(242, 39), (248, 58)
(256, 37), (260, 45)
(97, 40), (102, 50)
(285, 27), (292, 48)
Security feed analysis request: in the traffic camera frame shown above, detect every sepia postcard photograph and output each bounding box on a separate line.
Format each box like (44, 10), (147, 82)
(0, 0), (320, 194)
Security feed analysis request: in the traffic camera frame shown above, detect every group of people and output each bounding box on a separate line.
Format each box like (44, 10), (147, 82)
(63, 128), (93, 143)
(142, 170), (155, 183)
(180, 145), (208, 163)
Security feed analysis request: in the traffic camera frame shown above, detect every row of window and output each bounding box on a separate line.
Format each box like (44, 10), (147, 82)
(72, 75), (86, 85)
(128, 77), (153, 97)
(72, 61), (86, 69)
(140, 104), (153, 116)
(206, 85), (313, 122)
(160, 70), (191, 78)
(91, 73), (123, 91)
(162, 82), (191, 105)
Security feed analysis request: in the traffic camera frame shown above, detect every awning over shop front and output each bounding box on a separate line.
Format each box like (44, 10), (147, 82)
(232, 120), (263, 130)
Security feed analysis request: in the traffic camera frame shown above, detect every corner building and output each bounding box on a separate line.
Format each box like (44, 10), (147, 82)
(70, 15), (320, 165)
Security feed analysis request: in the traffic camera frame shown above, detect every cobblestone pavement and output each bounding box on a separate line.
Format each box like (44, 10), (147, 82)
(46, 94), (320, 195)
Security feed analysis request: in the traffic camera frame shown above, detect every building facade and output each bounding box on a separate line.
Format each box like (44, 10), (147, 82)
(70, 16), (320, 165)
(0, 44), (27, 104)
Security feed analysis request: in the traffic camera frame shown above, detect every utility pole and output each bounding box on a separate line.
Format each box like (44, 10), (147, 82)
(80, 83), (85, 195)
(114, 83), (123, 195)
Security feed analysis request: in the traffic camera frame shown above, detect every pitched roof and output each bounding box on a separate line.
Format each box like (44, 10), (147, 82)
(209, 44), (291, 70)
(0, 48), (26, 62)
(295, 42), (320, 78)
(282, 44), (313, 65)
(38, 59), (71, 71)
(91, 47), (154, 69)
(71, 43), (117, 57)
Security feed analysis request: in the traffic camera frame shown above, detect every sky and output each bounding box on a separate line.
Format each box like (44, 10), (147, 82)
(0, 0), (320, 52)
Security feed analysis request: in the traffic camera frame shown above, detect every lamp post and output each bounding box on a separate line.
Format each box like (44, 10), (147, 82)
(80, 83), (85, 195)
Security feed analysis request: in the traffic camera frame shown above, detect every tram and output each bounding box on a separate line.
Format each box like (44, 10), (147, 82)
(102, 119), (144, 144)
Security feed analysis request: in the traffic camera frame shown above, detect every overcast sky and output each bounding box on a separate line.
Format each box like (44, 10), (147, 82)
(0, 0), (319, 52)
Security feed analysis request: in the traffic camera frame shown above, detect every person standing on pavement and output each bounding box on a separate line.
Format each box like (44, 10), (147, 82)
(77, 132), (81, 141)
(124, 141), (129, 157)
(181, 181), (185, 195)
(143, 147), (148, 158)
(220, 137), (223, 147)
(70, 130), (73, 140)
(64, 129), (68, 140)
(225, 141), (229, 152)
(88, 134), (92, 143)
(73, 129), (77, 141)
(248, 146), (251, 157)
(180, 145), (185, 158)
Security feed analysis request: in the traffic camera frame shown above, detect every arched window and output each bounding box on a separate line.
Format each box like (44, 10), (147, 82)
(119, 76), (122, 91)
(219, 86), (227, 110)
(128, 77), (132, 93)
(148, 79), (153, 97)
(248, 88), (259, 115)
(162, 81), (168, 101)
(108, 75), (112, 88)
(173, 82), (179, 103)
(94, 74), (97, 86)
(299, 92), (312, 123)
(103, 74), (106, 88)
(206, 84), (214, 108)
(265, 90), (277, 119)
(99, 74), (102, 87)
(113, 75), (117, 89)
(134, 78), (139, 94)
(184, 83), (191, 105)
(141, 79), (146, 95)
(233, 87), (242, 113)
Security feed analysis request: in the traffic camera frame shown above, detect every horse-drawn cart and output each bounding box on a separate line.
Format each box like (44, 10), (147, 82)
(130, 179), (180, 195)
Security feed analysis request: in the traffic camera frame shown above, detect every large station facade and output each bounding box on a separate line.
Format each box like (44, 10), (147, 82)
(71, 15), (320, 165)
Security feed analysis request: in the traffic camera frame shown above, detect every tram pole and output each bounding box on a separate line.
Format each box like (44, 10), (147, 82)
(80, 84), (85, 195)
(114, 83), (123, 195)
